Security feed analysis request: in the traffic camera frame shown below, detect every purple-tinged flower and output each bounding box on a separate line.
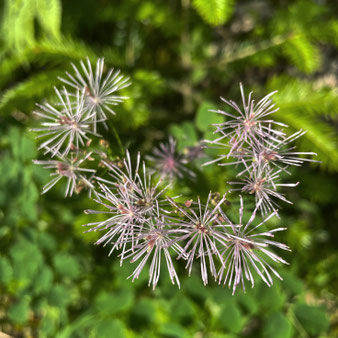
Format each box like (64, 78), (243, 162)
(208, 84), (287, 155)
(146, 137), (196, 182)
(84, 182), (146, 261)
(34, 151), (96, 197)
(217, 196), (290, 294)
(182, 143), (206, 162)
(59, 57), (131, 132)
(121, 204), (183, 289)
(167, 193), (229, 286)
(229, 165), (299, 217)
(204, 129), (318, 176)
(202, 138), (252, 168)
(251, 129), (319, 171)
(32, 88), (99, 157)
(97, 150), (141, 190)
(131, 161), (170, 216)
(97, 151), (170, 217)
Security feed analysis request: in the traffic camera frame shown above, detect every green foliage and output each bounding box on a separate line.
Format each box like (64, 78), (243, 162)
(217, 301), (244, 333)
(293, 303), (330, 335)
(158, 323), (188, 338)
(266, 76), (338, 170)
(0, 70), (62, 113)
(192, 0), (234, 26)
(195, 101), (222, 132)
(53, 254), (81, 280)
(93, 319), (127, 338)
(1, 0), (62, 54)
(35, 0), (62, 39)
(264, 312), (293, 338)
(95, 289), (134, 315)
(10, 238), (44, 282)
(170, 122), (198, 151)
(7, 298), (31, 325)
(283, 34), (321, 74)
(0, 256), (13, 284)
(256, 283), (286, 313)
(0, 0), (337, 337)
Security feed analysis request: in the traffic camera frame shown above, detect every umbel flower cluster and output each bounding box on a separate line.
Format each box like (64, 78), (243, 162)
(32, 59), (317, 294)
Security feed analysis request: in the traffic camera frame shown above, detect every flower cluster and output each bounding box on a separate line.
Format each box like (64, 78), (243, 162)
(83, 151), (183, 289)
(146, 136), (197, 182)
(59, 57), (131, 132)
(33, 58), (130, 197)
(32, 59), (315, 294)
(204, 83), (317, 217)
(84, 159), (289, 292)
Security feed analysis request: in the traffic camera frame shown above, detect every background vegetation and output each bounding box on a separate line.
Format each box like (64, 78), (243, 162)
(0, 0), (337, 337)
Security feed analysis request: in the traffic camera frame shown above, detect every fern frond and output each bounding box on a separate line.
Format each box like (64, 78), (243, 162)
(1, 0), (35, 53)
(275, 109), (338, 171)
(269, 76), (338, 118)
(1, 0), (62, 55)
(283, 34), (321, 74)
(0, 37), (98, 89)
(0, 70), (61, 114)
(192, 0), (234, 26)
(34, 38), (97, 63)
(35, 0), (62, 39)
(264, 76), (338, 170)
(0, 54), (29, 88)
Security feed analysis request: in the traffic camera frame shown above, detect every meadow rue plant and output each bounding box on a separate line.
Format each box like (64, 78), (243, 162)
(146, 136), (197, 182)
(32, 58), (317, 293)
(32, 87), (100, 157)
(59, 57), (131, 132)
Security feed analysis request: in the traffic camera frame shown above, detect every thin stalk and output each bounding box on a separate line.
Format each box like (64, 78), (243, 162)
(108, 120), (125, 157)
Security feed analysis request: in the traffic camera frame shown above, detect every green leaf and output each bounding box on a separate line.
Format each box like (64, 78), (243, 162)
(280, 270), (304, 296)
(264, 312), (293, 338)
(170, 122), (198, 151)
(293, 303), (330, 335)
(183, 275), (209, 301)
(158, 323), (188, 338)
(39, 307), (60, 337)
(131, 298), (156, 326)
(94, 319), (127, 338)
(20, 135), (37, 161)
(192, 0), (234, 26)
(7, 298), (30, 325)
(10, 239), (44, 281)
(33, 266), (53, 295)
(36, 232), (57, 252)
(171, 295), (195, 323)
(53, 253), (81, 280)
(217, 301), (244, 333)
(195, 102), (222, 133)
(0, 256), (13, 285)
(255, 283), (285, 313)
(236, 292), (259, 315)
(49, 285), (72, 308)
(95, 289), (134, 315)
(9, 127), (22, 160)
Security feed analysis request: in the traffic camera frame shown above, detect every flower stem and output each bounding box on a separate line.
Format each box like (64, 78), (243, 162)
(108, 121), (125, 157)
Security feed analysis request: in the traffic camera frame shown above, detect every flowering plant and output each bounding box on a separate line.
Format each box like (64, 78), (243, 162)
(32, 58), (317, 294)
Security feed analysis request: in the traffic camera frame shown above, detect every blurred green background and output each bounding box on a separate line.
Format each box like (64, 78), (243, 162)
(0, 0), (338, 337)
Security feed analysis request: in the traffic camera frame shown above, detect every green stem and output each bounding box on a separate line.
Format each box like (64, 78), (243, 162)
(108, 120), (125, 157)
